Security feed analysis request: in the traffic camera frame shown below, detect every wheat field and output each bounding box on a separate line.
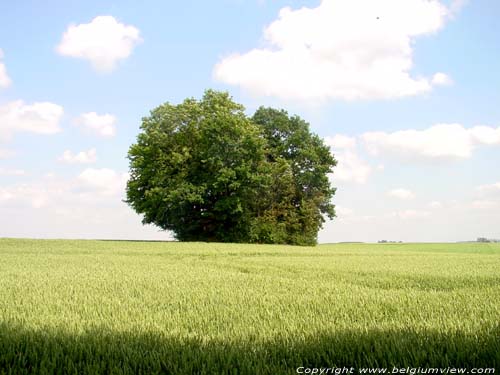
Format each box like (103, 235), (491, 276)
(0, 239), (498, 374)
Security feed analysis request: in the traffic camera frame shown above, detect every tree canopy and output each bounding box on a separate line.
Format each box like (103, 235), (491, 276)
(126, 90), (336, 245)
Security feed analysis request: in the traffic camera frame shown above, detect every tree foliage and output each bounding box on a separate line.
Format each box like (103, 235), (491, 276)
(126, 90), (336, 245)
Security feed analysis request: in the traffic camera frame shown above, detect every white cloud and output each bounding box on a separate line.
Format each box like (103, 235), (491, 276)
(362, 123), (500, 162)
(0, 190), (14, 202)
(0, 48), (12, 88)
(0, 168), (128, 209)
(325, 134), (376, 184)
(0, 184), (53, 208)
(56, 16), (142, 72)
(450, 0), (469, 15)
(0, 100), (64, 141)
(469, 125), (500, 145)
(338, 208), (431, 223)
(387, 188), (415, 200)
(76, 168), (128, 196)
(392, 209), (430, 219)
(75, 112), (116, 137)
(325, 134), (372, 184)
(428, 201), (443, 209)
(0, 148), (15, 159)
(59, 148), (97, 164)
(0, 170), (173, 240)
(471, 200), (500, 210)
(0, 167), (26, 176)
(335, 205), (353, 217)
(333, 150), (372, 184)
(431, 72), (453, 86)
(477, 182), (500, 195)
(325, 134), (357, 150)
(214, 0), (455, 101)
(1, 168), (127, 212)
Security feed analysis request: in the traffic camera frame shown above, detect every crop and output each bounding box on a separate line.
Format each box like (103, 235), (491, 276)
(0, 239), (498, 374)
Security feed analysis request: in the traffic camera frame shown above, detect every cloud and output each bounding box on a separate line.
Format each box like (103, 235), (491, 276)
(468, 125), (500, 145)
(338, 208), (431, 223)
(76, 168), (128, 196)
(59, 148), (97, 164)
(0, 190), (14, 202)
(0, 49), (12, 88)
(0, 100), (64, 141)
(387, 188), (415, 200)
(75, 112), (116, 137)
(398, 210), (430, 219)
(471, 200), (499, 210)
(391, 209), (430, 219)
(431, 72), (453, 86)
(333, 151), (373, 184)
(325, 135), (373, 183)
(0, 168), (128, 209)
(0, 167), (26, 176)
(214, 0), (455, 101)
(476, 182), (500, 195)
(56, 16), (142, 72)
(362, 123), (500, 162)
(0, 148), (15, 159)
(0, 170), (173, 240)
(428, 201), (443, 209)
(325, 135), (357, 149)
(0, 184), (53, 208)
(450, 0), (469, 15)
(335, 205), (353, 217)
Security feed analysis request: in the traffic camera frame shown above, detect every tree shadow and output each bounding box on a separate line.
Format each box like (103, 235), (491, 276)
(0, 322), (498, 374)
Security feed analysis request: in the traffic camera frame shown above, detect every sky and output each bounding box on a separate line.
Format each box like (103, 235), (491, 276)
(0, 0), (499, 243)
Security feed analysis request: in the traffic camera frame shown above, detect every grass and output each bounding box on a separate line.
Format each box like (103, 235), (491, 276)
(0, 238), (499, 374)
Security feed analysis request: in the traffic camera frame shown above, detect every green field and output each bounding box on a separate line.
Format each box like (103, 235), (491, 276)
(0, 239), (499, 374)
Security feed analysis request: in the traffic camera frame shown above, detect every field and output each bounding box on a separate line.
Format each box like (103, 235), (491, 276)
(0, 239), (499, 374)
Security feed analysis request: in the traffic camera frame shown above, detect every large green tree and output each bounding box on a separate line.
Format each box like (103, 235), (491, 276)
(126, 90), (336, 245)
(251, 107), (337, 245)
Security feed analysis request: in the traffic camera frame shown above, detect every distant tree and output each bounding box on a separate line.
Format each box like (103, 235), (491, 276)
(126, 90), (336, 245)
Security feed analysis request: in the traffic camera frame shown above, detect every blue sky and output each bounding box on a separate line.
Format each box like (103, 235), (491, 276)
(0, 0), (499, 242)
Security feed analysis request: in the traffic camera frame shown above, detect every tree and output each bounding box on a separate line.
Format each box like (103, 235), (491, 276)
(126, 90), (336, 245)
(251, 107), (337, 245)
